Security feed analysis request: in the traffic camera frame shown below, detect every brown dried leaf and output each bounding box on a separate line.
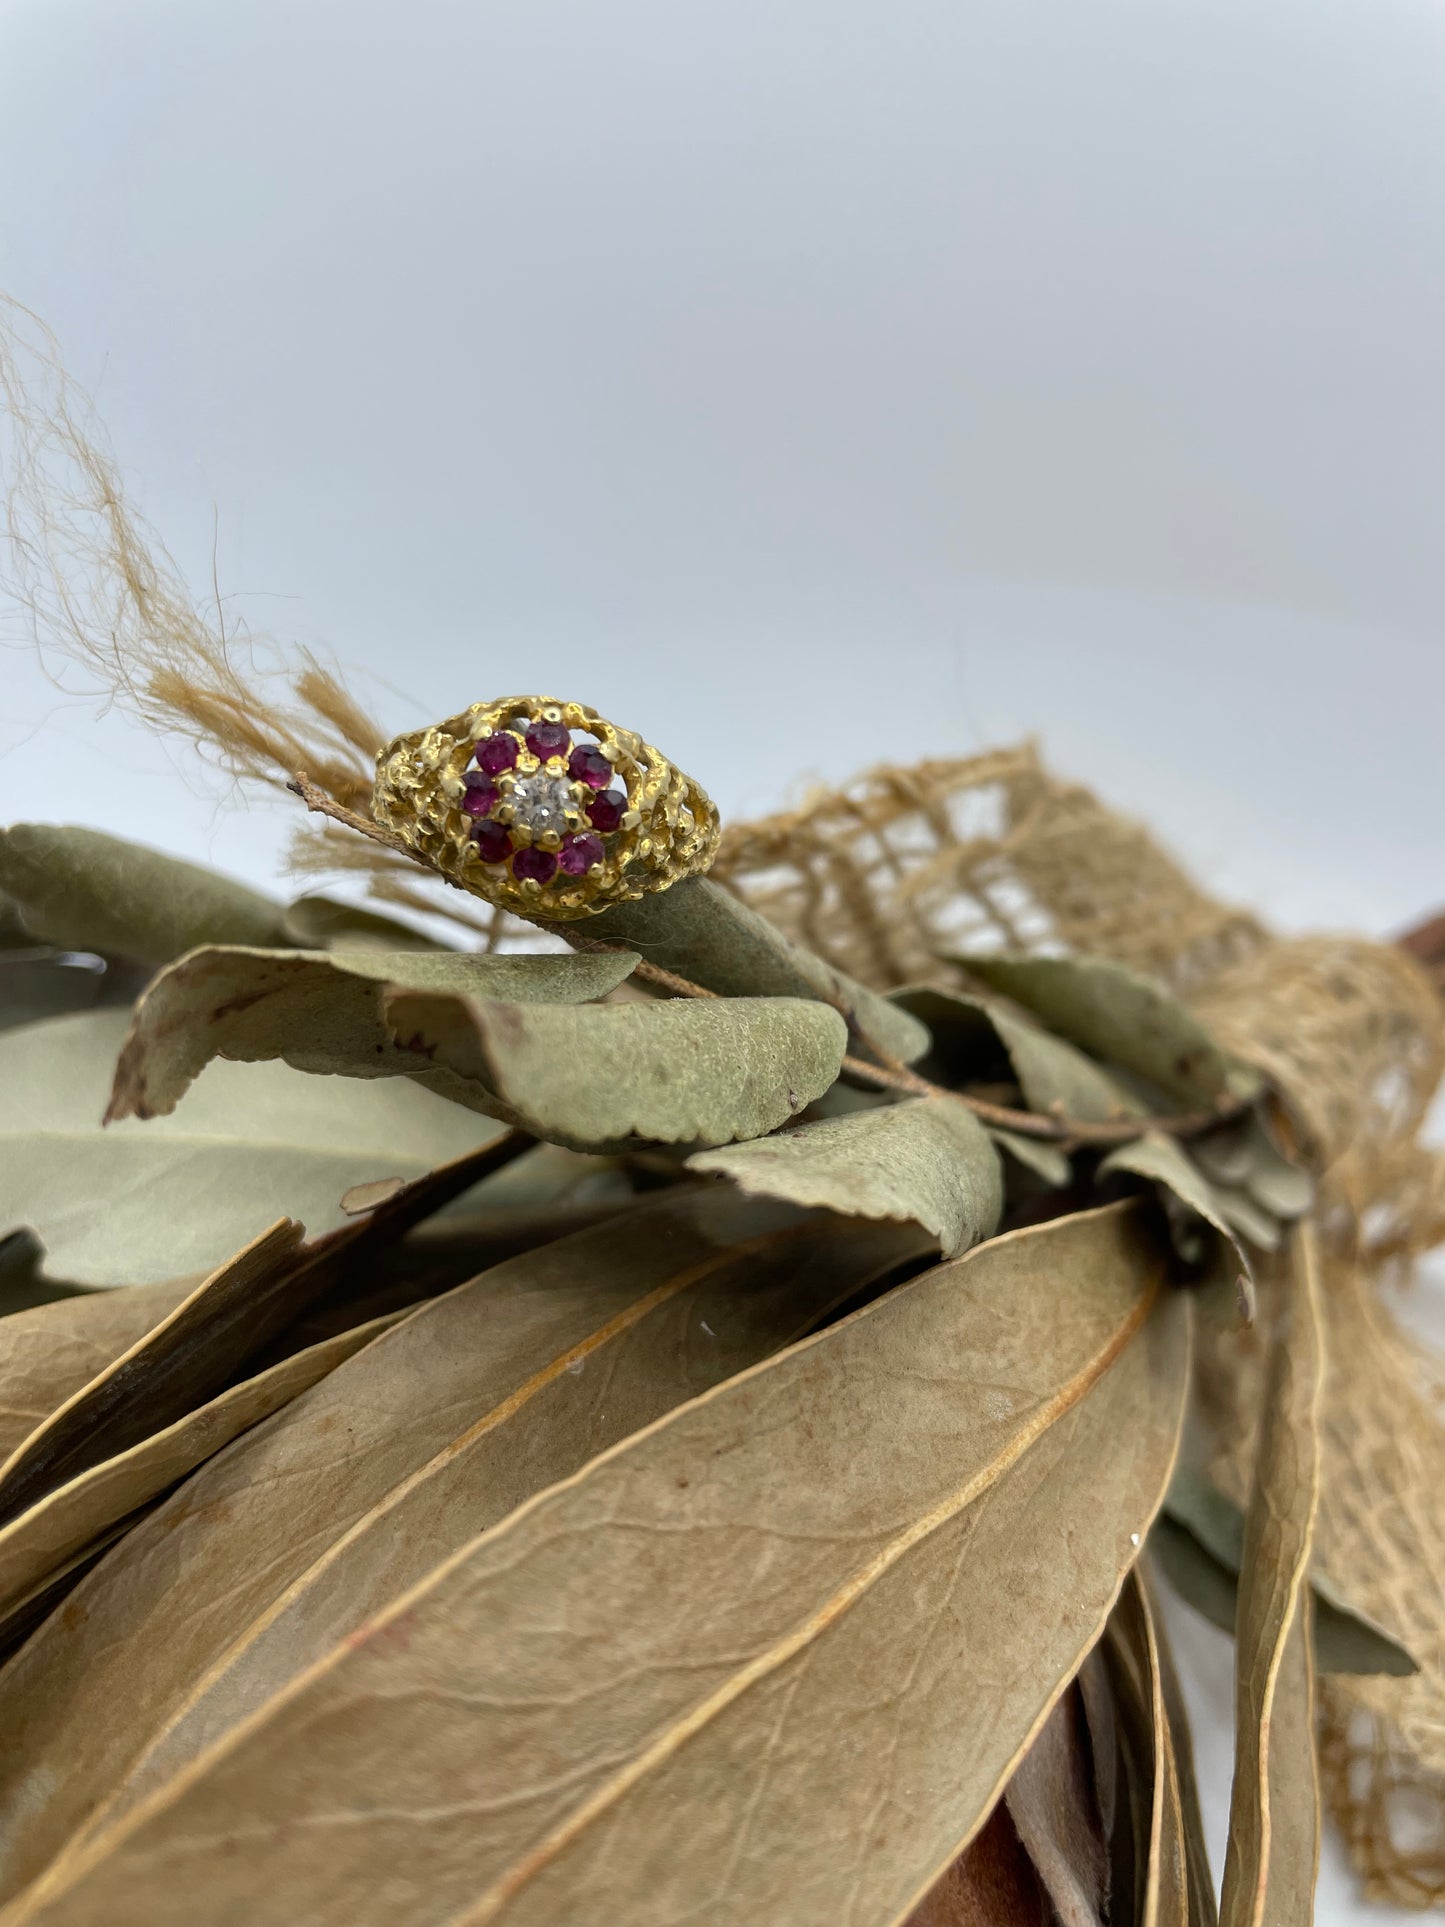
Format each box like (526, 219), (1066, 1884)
(6, 1204), (1190, 1927)
(1218, 1225), (1324, 1927)
(1102, 1570), (1194, 1927)
(1004, 1686), (1109, 1927)
(689, 1095), (1003, 1256)
(0, 1189), (926, 1902)
(0, 1281), (197, 1467)
(902, 1804), (1047, 1927)
(0, 1306), (403, 1629)
(0, 1135), (526, 1532)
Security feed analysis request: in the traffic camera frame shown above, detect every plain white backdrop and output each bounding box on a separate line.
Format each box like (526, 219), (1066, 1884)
(3, 2), (1444, 1918)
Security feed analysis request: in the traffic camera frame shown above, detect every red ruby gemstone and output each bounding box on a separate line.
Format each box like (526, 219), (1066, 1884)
(587, 789), (626, 832)
(461, 777), (498, 817)
(475, 733), (519, 776)
(558, 831), (605, 875)
(525, 720), (571, 762)
(472, 820), (512, 862)
(568, 743), (613, 789)
(512, 845), (559, 885)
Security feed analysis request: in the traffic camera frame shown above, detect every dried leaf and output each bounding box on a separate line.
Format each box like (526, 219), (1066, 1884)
(0, 1281), (198, 1466)
(0, 1192), (930, 1899)
(1101, 1570), (1195, 1927)
(8, 1204), (1190, 1927)
(988, 1126), (1073, 1188)
(580, 874), (931, 1064)
(279, 894), (447, 952)
(903, 1804), (1047, 1927)
(383, 988), (847, 1148)
(1146, 1567), (1219, 1927)
(107, 946), (640, 1122)
(689, 1095), (1003, 1256)
(0, 1306), (402, 1628)
(1099, 1133), (1258, 1319)
(0, 1010), (501, 1284)
(0, 825), (288, 963)
(1190, 1114), (1312, 1221)
(0, 952), (142, 1035)
(0, 1136), (525, 1529)
(1153, 1468), (1416, 1677)
(1218, 1226), (1324, 1927)
(1004, 1687), (1109, 1927)
(894, 984), (1144, 1123)
(962, 955), (1261, 1109)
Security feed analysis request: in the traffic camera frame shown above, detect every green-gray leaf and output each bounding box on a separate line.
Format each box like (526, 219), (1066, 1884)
(1, 1011), (500, 1286)
(280, 895), (450, 952)
(1100, 1132), (1261, 1318)
(894, 983), (1144, 1123)
(0, 826), (289, 964)
(383, 990), (847, 1150)
(961, 953), (1261, 1109)
(1154, 1467), (1417, 1678)
(690, 1096), (1003, 1256)
(576, 875), (930, 1065)
(107, 946), (641, 1121)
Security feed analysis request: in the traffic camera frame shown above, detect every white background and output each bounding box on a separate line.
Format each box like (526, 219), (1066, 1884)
(3, 2), (1444, 1917)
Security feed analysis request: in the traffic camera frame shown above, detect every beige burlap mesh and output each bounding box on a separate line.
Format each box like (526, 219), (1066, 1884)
(717, 743), (1445, 1909)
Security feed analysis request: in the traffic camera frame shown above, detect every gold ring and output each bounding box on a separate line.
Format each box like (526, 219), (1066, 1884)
(371, 697), (720, 920)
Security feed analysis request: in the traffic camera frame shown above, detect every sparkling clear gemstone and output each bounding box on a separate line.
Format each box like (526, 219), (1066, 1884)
(510, 771), (576, 836)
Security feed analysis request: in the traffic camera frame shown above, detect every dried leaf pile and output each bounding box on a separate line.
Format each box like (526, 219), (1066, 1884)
(2, 302), (1445, 1922)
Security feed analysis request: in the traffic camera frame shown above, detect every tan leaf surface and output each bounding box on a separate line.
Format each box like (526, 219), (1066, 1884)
(1003, 1686), (1108, 1927)
(1218, 1224), (1324, 1927)
(901, 1803), (1047, 1927)
(4, 1204), (1189, 1927)
(689, 1095), (1003, 1256)
(0, 1306), (404, 1626)
(0, 1134), (524, 1530)
(1103, 1570), (1193, 1927)
(0, 1281), (197, 1466)
(0, 1187), (905, 1901)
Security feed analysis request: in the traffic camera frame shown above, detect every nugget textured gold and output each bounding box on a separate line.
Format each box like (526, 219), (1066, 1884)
(372, 697), (720, 920)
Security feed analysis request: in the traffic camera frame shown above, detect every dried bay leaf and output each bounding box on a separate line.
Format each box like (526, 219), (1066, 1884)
(893, 984), (1145, 1124)
(0, 1281), (197, 1467)
(0, 1010), (500, 1284)
(0, 1135), (527, 1529)
(962, 955), (1260, 1109)
(902, 1803), (1048, 1927)
(575, 874), (931, 1065)
(689, 1095), (1003, 1256)
(10, 1205), (1191, 1927)
(1218, 1226), (1324, 1927)
(1003, 1687), (1109, 1927)
(988, 1126), (1073, 1188)
(1101, 1570), (1194, 1927)
(108, 945), (640, 1121)
(0, 826), (289, 964)
(383, 989), (847, 1148)
(0, 1188), (921, 1900)
(0, 1307), (404, 1628)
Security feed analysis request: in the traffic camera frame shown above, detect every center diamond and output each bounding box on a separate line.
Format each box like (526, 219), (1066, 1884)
(510, 771), (576, 836)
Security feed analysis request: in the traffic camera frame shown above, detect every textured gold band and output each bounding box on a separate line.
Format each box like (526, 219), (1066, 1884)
(371, 696), (720, 920)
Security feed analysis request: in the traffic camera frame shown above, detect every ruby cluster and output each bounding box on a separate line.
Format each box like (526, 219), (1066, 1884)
(462, 715), (628, 888)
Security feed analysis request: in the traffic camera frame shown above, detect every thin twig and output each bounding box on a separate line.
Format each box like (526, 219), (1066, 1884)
(289, 771), (418, 859)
